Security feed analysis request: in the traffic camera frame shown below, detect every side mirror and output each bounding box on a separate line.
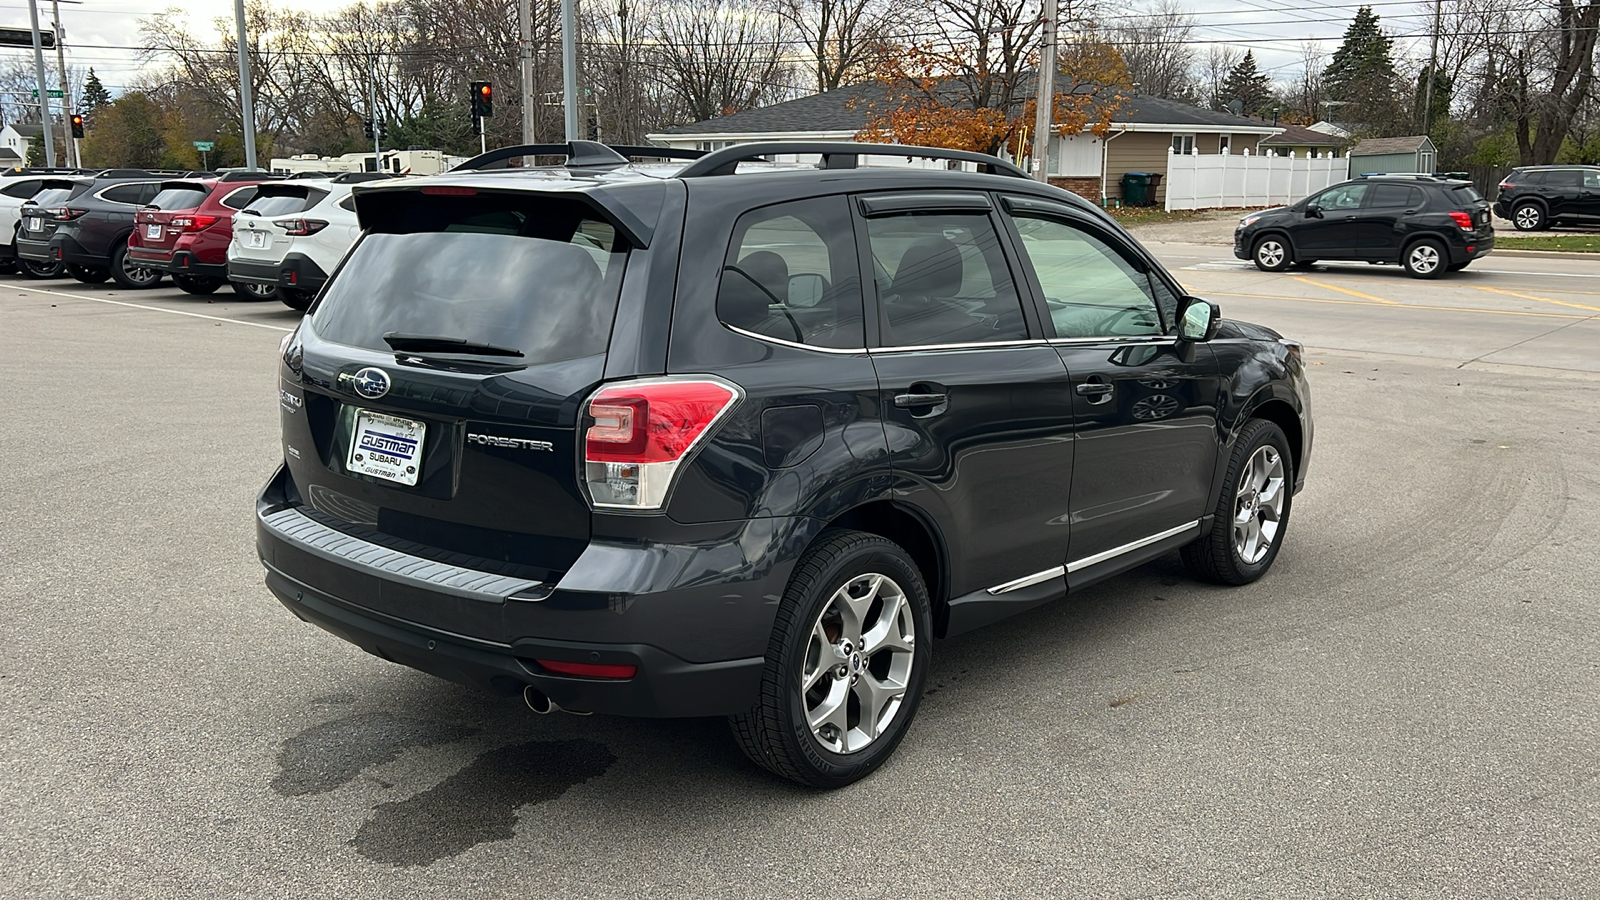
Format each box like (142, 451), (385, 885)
(787, 273), (826, 308)
(1178, 298), (1220, 342)
(1305, 204), (1323, 218)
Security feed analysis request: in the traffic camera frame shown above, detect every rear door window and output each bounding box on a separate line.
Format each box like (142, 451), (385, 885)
(1368, 184), (1414, 207)
(864, 210), (1028, 347)
(715, 196), (864, 349)
(100, 182), (161, 205)
(1543, 170), (1581, 187)
(310, 193), (627, 365)
(147, 185), (210, 210)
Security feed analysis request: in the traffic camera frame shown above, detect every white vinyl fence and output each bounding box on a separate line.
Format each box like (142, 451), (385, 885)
(1164, 148), (1346, 211)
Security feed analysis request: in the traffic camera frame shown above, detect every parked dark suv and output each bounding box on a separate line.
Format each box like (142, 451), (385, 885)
(1493, 165), (1600, 231)
(1235, 175), (1494, 277)
(258, 141), (1313, 787)
(15, 169), (194, 288)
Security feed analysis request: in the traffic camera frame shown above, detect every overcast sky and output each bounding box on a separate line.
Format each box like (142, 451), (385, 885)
(9, 0), (1439, 97)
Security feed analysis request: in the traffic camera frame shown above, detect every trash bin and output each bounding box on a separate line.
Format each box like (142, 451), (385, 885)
(1121, 172), (1154, 207)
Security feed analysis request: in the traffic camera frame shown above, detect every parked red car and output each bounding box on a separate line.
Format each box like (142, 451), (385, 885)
(128, 171), (282, 297)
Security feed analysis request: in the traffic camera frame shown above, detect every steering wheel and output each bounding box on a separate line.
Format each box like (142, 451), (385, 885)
(722, 265), (804, 342)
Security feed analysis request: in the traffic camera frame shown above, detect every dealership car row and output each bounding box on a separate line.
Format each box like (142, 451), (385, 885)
(0, 166), (386, 310)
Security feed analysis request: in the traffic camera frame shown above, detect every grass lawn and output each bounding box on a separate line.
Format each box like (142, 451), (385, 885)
(1494, 234), (1600, 252)
(1102, 206), (1263, 226)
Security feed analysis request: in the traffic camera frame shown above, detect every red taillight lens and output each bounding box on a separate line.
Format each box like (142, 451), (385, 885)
(1498, 182), (1513, 190)
(1449, 211), (1474, 230)
(583, 377), (741, 509)
(534, 659), (637, 679)
(172, 215), (219, 231)
(46, 207), (86, 220)
(272, 218), (328, 236)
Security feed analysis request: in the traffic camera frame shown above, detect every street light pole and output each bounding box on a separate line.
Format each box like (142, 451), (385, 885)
(1422, 0), (1442, 135)
(233, 0), (258, 169)
(519, 0), (535, 145)
(50, 0), (74, 167)
(1030, 0), (1057, 183)
(561, 0), (578, 141)
(26, 0), (55, 167)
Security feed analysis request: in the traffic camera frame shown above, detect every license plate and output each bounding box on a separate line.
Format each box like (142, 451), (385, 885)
(146, 224), (162, 239)
(25, 217), (39, 231)
(246, 231), (268, 249)
(347, 410), (426, 486)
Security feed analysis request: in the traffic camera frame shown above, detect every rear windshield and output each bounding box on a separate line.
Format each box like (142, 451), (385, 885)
(27, 187), (76, 207)
(148, 185), (210, 211)
(311, 194), (627, 365)
(1452, 185), (1484, 203)
(243, 189), (328, 217)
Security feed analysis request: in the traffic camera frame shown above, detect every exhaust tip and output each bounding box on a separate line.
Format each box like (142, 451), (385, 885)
(523, 685), (556, 715)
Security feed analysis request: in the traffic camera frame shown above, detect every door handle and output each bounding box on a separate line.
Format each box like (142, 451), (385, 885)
(893, 392), (947, 408)
(1075, 382), (1113, 396)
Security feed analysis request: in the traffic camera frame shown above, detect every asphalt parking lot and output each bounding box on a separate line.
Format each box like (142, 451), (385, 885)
(4, 253), (1598, 898)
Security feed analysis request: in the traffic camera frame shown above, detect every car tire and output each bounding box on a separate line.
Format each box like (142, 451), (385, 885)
(1403, 238), (1448, 279)
(172, 274), (222, 295)
(109, 241), (163, 289)
(1182, 419), (1294, 586)
(1511, 202), (1546, 232)
(1252, 236), (1291, 272)
(279, 288), (315, 311)
(19, 258), (63, 279)
(729, 529), (932, 788)
(231, 280), (278, 301)
(68, 264), (110, 284)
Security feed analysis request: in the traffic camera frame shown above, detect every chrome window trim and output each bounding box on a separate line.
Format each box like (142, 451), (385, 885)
(1065, 520), (1201, 573)
(986, 565), (1066, 595)
(722, 323), (867, 355)
(1048, 336), (1177, 346)
(870, 338), (1052, 354)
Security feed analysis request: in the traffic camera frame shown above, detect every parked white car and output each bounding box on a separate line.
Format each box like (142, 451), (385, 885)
(0, 174), (80, 276)
(228, 174), (388, 311)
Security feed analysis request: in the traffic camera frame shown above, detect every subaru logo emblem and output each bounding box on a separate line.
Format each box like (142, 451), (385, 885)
(352, 367), (391, 399)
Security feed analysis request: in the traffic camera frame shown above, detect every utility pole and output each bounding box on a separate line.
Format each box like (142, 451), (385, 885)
(1030, 0), (1058, 182)
(50, 0), (74, 167)
(561, 0), (578, 141)
(234, 0), (258, 169)
(369, 52), (381, 166)
(26, 0), (54, 167)
(1422, 0), (1442, 135)
(519, 0), (535, 145)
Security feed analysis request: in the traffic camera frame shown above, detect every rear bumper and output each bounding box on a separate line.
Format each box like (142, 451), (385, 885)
(15, 234), (54, 262)
(230, 253), (329, 291)
(1453, 232), (1494, 264)
(254, 466), (800, 717)
(160, 250), (228, 280)
(46, 233), (100, 267)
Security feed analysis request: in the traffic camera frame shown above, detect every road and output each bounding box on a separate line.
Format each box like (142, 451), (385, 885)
(3, 254), (1598, 899)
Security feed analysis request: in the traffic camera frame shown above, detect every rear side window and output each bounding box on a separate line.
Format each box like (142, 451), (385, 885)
(865, 211), (1028, 347)
(337, 196), (357, 212)
(101, 183), (159, 205)
(1586, 171), (1600, 189)
(1542, 170), (1581, 187)
(1368, 184), (1421, 207)
(148, 186), (209, 210)
(0, 179), (42, 199)
(311, 194), (627, 366)
(244, 189), (329, 217)
(219, 186), (261, 210)
(715, 197), (865, 349)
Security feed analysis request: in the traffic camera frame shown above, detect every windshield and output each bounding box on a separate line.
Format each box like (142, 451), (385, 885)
(311, 198), (626, 365)
(148, 186), (209, 210)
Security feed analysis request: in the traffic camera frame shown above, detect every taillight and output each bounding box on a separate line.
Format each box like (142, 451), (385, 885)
(273, 218), (328, 236)
(171, 214), (219, 231)
(582, 377), (741, 510)
(1448, 211), (1474, 230)
(46, 207), (86, 220)
(1498, 182), (1513, 191)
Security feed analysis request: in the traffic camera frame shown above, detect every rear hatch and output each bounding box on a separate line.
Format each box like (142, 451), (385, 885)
(278, 187), (639, 596)
(234, 183), (330, 264)
(18, 180), (83, 244)
(1449, 183), (1494, 237)
(132, 180), (214, 257)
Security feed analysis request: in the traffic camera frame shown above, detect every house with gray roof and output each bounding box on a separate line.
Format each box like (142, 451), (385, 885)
(647, 85), (1283, 205)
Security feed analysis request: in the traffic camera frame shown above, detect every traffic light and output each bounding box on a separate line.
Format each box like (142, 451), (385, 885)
(69, 114), (84, 139)
(363, 119), (374, 140)
(470, 81), (493, 118)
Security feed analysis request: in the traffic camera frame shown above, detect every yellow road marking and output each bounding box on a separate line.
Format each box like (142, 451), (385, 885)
(1291, 276), (1401, 305)
(1204, 290), (1588, 320)
(1473, 285), (1600, 313)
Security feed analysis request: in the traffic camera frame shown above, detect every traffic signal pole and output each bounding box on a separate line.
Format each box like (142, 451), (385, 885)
(50, 0), (74, 168)
(234, 0), (258, 169)
(26, 0), (54, 167)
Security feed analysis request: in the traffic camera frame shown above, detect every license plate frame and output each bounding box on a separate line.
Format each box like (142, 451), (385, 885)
(246, 230), (268, 249)
(25, 217), (40, 231)
(145, 223), (162, 240)
(347, 410), (426, 486)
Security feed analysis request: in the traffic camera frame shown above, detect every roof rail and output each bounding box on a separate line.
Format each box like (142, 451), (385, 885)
(676, 141), (1031, 179)
(607, 145), (704, 161)
(453, 141), (633, 171)
(330, 172), (395, 183)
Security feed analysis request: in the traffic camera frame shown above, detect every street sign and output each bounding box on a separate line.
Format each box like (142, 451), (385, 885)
(0, 28), (55, 49)
(193, 142), (215, 152)
(30, 89), (65, 99)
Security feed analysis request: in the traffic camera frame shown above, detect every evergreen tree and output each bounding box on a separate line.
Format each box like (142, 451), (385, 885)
(1221, 51), (1274, 117)
(25, 131), (43, 166)
(81, 69), (112, 112)
(1323, 6), (1402, 133)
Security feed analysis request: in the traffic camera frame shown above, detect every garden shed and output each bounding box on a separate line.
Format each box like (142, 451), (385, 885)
(1347, 135), (1438, 176)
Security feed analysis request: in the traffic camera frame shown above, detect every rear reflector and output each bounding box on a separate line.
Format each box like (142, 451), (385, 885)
(535, 659), (637, 679)
(583, 376), (741, 510)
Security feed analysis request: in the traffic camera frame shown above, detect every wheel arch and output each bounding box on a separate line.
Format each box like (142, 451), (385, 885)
(823, 500), (949, 635)
(1245, 397), (1304, 482)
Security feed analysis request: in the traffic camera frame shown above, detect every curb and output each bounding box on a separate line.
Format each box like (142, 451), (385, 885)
(1488, 248), (1600, 259)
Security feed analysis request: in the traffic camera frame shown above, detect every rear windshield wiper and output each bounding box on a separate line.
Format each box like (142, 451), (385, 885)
(382, 332), (524, 357)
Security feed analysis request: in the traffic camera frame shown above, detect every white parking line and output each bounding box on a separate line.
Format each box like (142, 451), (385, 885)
(6, 283), (294, 332)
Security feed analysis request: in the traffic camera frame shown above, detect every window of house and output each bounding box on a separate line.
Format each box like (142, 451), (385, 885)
(715, 196), (864, 349)
(1171, 134), (1196, 155)
(1219, 135), (1232, 154)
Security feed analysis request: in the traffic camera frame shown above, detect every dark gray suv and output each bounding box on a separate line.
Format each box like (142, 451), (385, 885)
(258, 141), (1313, 786)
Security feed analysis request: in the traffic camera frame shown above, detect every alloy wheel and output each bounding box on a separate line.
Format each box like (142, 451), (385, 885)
(1256, 240), (1285, 268)
(119, 254), (160, 286)
(1233, 445), (1286, 565)
(1514, 205), (1542, 230)
(1407, 243), (1441, 275)
(800, 573), (916, 755)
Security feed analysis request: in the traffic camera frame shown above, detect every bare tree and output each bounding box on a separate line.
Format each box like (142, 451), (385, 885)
(1103, 0), (1197, 101)
(775, 0), (906, 93)
(1197, 46), (1241, 112)
(648, 0), (798, 123)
